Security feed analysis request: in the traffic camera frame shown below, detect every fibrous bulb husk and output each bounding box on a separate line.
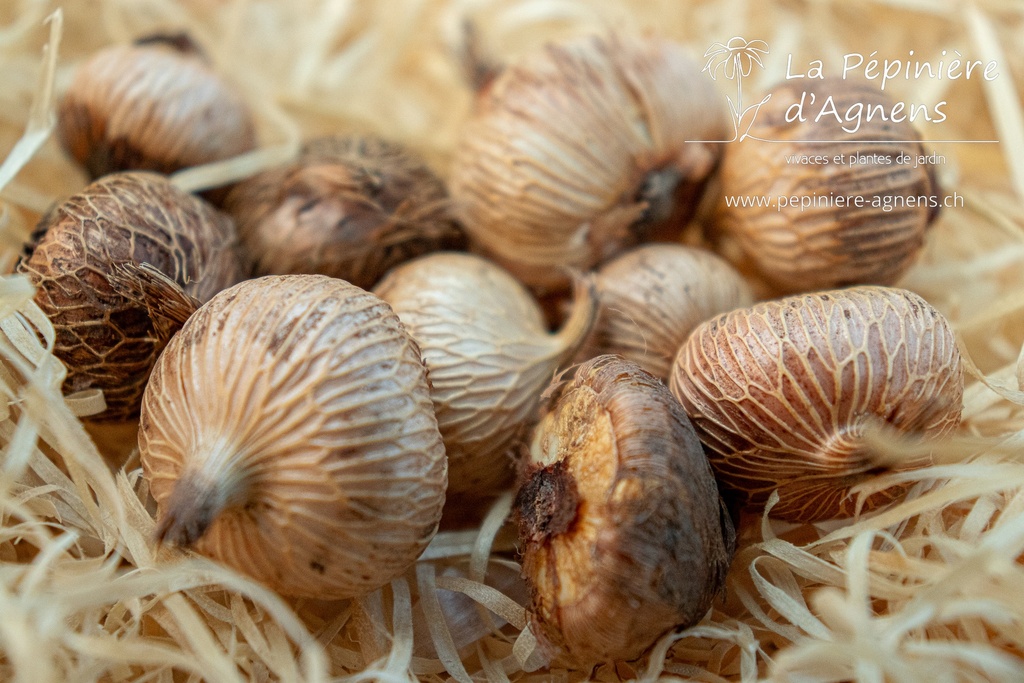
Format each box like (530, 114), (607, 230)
(450, 32), (726, 293)
(18, 171), (244, 421)
(713, 77), (942, 294)
(670, 286), (964, 522)
(373, 252), (596, 497)
(516, 355), (734, 667)
(58, 32), (256, 179)
(577, 243), (753, 380)
(139, 274), (447, 600)
(224, 136), (464, 290)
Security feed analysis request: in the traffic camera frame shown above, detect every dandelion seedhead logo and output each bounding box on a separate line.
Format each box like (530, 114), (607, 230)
(702, 37), (772, 141)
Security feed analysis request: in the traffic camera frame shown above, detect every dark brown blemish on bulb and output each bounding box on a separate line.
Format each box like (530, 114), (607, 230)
(515, 459), (580, 544)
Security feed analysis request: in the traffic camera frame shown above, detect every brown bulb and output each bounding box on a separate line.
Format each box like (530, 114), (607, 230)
(670, 286), (963, 522)
(517, 356), (734, 667)
(140, 275), (447, 599)
(578, 244), (753, 380)
(58, 33), (256, 178)
(17, 172), (244, 421)
(450, 32), (726, 293)
(713, 78), (941, 294)
(224, 136), (464, 290)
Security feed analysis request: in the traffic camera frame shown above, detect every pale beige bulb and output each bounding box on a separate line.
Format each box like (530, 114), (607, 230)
(578, 244), (753, 380)
(374, 252), (595, 496)
(140, 275), (447, 599)
(450, 33), (726, 293)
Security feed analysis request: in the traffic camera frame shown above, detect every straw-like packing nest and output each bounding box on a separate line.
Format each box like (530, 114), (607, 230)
(2, 0), (1024, 681)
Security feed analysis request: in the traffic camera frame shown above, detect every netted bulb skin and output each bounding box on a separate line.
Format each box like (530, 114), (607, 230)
(375, 252), (595, 496)
(140, 275), (447, 599)
(58, 33), (256, 178)
(18, 171), (244, 420)
(579, 244), (753, 379)
(713, 78), (941, 293)
(670, 286), (963, 522)
(450, 32), (726, 293)
(224, 136), (463, 289)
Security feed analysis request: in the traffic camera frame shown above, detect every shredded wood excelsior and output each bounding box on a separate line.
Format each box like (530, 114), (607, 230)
(1, 0), (1024, 681)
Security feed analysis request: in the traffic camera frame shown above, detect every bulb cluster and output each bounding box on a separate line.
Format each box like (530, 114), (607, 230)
(21, 25), (963, 672)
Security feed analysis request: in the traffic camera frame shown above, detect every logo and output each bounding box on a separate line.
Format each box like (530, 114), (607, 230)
(701, 37), (772, 142)
(694, 36), (999, 145)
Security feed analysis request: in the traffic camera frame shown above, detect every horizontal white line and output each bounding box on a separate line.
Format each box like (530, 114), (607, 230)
(686, 139), (1000, 144)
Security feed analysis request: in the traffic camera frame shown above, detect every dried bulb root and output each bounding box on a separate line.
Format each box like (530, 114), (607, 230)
(456, 20), (504, 93)
(450, 32), (726, 293)
(224, 136), (464, 289)
(140, 275), (447, 599)
(374, 252), (596, 497)
(577, 244), (753, 380)
(670, 286), (964, 522)
(58, 32), (256, 178)
(17, 172), (244, 421)
(517, 356), (734, 667)
(713, 78), (942, 294)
